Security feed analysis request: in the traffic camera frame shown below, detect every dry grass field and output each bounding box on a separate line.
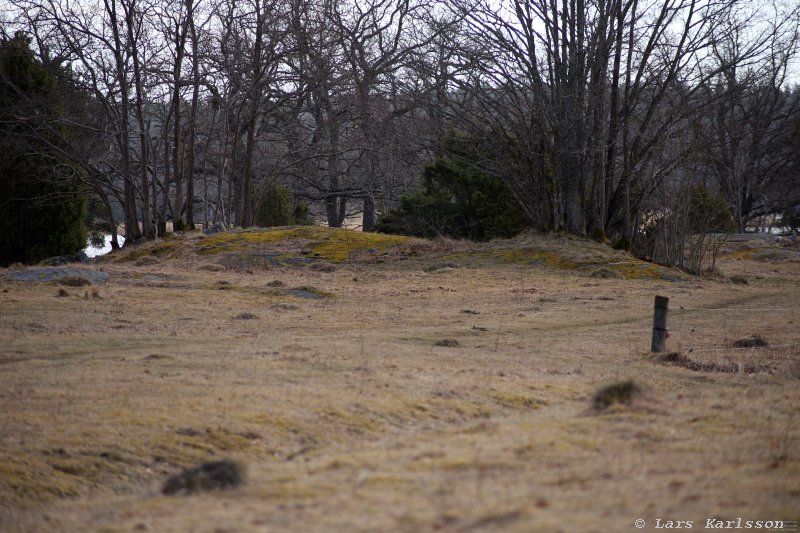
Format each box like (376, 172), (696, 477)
(1, 228), (799, 532)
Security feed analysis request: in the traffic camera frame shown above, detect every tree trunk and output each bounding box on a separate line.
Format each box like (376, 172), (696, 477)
(185, 0), (199, 229)
(240, 111), (259, 227)
(127, 0), (153, 239)
(362, 196), (375, 232)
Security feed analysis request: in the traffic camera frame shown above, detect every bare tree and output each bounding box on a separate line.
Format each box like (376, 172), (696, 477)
(441, 0), (793, 244)
(701, 9), (800, 231)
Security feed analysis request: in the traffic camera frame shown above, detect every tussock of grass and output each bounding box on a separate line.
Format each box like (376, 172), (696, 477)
(288, 286), (333, 299)
(732, 335), (769, 348)
(587, 267), (622, 279)
(162, 459), (244, 495)
(592, 380), (640, 410)
(434, 339), (460, 347)
(56, 275), (91, 287)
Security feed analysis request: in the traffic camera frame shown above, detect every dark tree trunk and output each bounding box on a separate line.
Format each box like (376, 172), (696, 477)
(362, 196), (375, 232)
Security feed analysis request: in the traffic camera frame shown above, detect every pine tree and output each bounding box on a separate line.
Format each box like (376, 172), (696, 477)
(0, 32), (87, 266)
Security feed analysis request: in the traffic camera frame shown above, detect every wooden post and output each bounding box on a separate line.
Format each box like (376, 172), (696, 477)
(651, 296), (669, 352)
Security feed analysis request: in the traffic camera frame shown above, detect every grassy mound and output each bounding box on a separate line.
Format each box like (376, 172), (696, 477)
(197, 226), (414, 262)
(99, 226), (689, 281)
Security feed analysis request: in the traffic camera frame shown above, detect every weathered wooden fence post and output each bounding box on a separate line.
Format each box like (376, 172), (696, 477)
(651, 296), (669, 352)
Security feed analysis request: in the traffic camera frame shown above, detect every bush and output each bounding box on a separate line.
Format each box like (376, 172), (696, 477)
(89, 231), (106, 248)
(253, 183), (313, 227)
(687, 185), (736, 233)
(376, 131), (529, 241)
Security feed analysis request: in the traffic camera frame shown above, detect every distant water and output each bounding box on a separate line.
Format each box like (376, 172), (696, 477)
(84, 234), (126, 258)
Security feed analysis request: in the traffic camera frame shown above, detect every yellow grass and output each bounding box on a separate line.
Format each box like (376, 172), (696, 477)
(1, 228), (799, 532)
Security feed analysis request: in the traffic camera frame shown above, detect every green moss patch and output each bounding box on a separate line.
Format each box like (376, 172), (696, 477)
(197, 226), (413, 263)
(488, 248), (688, 281)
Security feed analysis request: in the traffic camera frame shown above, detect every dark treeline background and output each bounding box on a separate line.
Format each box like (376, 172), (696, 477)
(2, 0), (799, 267)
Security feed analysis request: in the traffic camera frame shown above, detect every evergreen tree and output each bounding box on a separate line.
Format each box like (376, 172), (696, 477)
(253, 183), (314, 227)
(0, 32), (87, 266)
(377, 131), (529, 240)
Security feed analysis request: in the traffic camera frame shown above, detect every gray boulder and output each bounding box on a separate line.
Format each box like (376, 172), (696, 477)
(203, 221), (226, 235)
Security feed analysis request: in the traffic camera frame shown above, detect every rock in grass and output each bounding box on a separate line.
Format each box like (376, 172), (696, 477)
(592, 380), (639, 410)
(202, 221), (226, 235)
(162, 459), (244, 495)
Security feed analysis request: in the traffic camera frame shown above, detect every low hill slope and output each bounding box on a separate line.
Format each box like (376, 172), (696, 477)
(101, 226), (689, 281)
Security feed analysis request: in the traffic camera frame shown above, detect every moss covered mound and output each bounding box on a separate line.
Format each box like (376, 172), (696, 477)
(197, 226), (414, 262)
(480, 233), (690, 281)
(101, 226), (689, 281)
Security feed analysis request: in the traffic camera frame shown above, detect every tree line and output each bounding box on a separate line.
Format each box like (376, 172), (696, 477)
(2, 0), (799, 266)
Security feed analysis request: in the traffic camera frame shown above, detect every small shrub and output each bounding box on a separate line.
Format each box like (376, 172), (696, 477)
(254, 183), (294, 227)
(89, 231), (105, 249)
(253, 183), (312, 227)
(729, 275), (748, 285)
(591, 228), (608, 243)
(611, 238), (631, 251)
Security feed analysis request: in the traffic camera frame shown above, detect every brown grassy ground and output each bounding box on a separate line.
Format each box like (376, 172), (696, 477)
(1, 229), (799, 532)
